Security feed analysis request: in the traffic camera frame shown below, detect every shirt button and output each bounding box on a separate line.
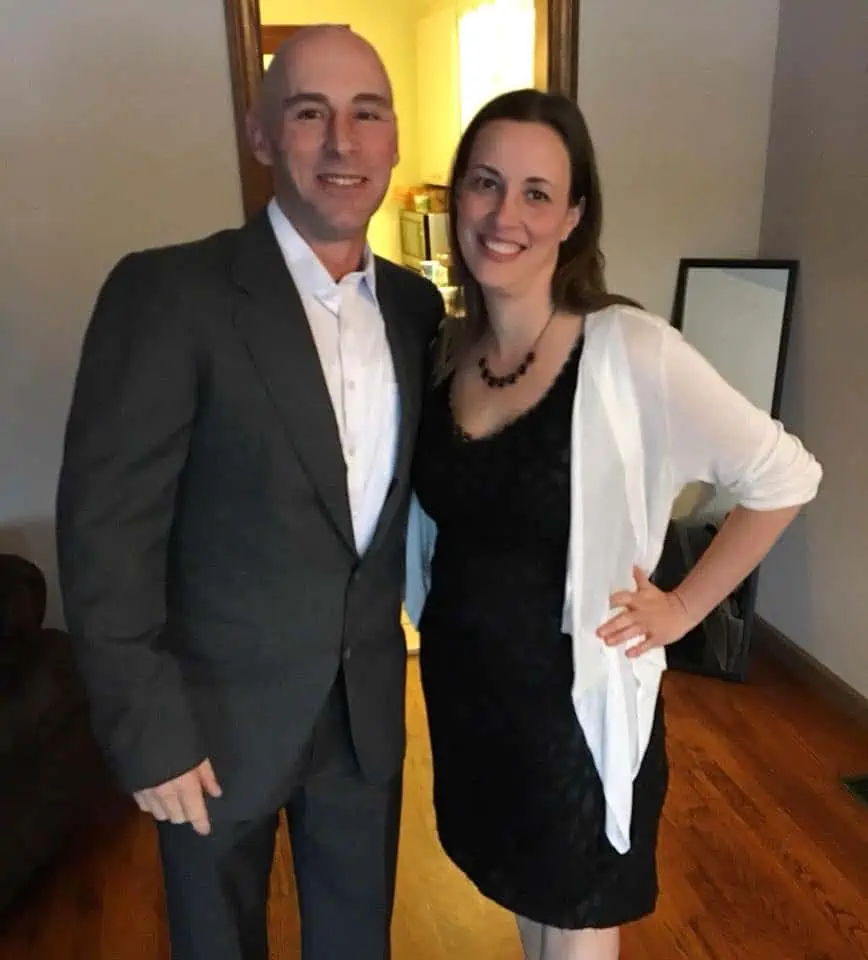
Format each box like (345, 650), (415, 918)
(347, 380), (356, 391)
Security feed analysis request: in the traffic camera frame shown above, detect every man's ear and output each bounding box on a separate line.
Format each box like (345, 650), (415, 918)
(245, 109), (274, 168)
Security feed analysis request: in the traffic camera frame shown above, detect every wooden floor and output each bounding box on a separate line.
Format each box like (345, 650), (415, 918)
(2, 651), (867, 960)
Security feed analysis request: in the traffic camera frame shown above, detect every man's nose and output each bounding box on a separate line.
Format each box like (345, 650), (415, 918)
(325, 113), (356, 156)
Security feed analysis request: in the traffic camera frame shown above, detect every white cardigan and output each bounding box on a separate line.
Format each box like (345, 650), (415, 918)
(404, 304), (822, 854)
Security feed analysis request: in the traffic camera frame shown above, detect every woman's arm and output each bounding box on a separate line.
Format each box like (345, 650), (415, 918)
(598, 322), (821, 657)
(673, 502), (798, 624)
(600, 505), (803, 657)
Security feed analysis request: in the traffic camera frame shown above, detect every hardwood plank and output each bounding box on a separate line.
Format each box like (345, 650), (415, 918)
(1, 650), (866, 959)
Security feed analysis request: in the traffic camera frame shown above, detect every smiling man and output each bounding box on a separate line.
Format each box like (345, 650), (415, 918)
(56, 25), (443, 960)
(250, 26), (400, 273)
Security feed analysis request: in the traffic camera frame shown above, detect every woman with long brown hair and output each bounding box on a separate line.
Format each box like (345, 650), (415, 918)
(406, 89), (821, 959)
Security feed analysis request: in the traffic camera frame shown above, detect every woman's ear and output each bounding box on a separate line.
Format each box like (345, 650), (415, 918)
(562, 197), (585, 243)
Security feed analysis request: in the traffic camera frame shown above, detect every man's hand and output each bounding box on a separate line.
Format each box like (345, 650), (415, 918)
(133, 759), (222, 836)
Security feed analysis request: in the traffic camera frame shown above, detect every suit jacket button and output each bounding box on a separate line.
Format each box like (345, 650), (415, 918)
(343, 648), (352, 661)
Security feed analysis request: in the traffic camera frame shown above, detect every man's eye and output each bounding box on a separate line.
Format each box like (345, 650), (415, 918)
(356, 110), (382, 121)
(296, 108), (323, 121)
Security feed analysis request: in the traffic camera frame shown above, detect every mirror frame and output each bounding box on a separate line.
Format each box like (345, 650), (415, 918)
(665, 257), (800, 682)
(222, 0), (580, 220)
(671, 257), (800, 419)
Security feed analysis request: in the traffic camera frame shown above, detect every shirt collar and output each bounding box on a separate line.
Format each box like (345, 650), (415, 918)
(267, 197), (377, 306)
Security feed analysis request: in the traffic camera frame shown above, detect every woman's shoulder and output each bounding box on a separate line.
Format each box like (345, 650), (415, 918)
(579, 303), (692, 410)
(585, 302), (671, 337)
(583, 304), (680, 365)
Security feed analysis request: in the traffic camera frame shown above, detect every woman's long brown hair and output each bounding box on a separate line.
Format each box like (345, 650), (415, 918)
(435, 88), (640, 382)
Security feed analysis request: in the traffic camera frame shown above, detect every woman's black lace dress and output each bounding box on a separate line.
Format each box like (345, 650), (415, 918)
(412, 338), (669, 929)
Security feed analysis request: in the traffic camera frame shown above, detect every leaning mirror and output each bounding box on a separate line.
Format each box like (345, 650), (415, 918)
(654, 258), (799, 681)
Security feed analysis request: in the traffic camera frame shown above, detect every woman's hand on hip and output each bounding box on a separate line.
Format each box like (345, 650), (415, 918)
(597, 566), (695, 658)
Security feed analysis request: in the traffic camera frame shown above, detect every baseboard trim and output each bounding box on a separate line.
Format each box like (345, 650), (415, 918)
(752, 616), (868, 731)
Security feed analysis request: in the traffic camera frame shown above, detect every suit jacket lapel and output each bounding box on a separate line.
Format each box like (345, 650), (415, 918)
(229, 212), (355, 552)
(376, 259), (415, 488)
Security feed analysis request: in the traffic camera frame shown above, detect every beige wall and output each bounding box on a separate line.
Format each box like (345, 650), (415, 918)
(577, 0), (868, 697)
(576, 0), (781, 316)
(756, 0), (868, 697)
(0, 1), (242, 623)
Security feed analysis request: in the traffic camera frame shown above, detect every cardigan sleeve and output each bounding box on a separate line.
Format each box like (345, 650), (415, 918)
(404, 493), (438, 628)
(659, 326), (822, 509)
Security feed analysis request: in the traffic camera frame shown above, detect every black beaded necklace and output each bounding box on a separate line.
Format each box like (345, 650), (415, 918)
(478, 307), (557, 389)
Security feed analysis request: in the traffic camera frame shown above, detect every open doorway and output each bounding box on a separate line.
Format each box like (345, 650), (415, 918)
(222, 0), (579, 263)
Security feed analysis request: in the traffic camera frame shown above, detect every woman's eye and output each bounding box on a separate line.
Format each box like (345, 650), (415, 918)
(527, 189), (550, 202)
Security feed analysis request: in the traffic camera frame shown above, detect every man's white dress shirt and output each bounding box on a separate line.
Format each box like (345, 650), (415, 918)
(268, 199), (399, 554)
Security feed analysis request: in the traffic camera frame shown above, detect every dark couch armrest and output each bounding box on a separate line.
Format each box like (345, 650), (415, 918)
(0, 554), (48, 641)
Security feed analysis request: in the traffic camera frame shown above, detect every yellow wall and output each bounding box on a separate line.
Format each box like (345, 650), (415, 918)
(259, 0), (420, 263)
(415, 0), (461, 186)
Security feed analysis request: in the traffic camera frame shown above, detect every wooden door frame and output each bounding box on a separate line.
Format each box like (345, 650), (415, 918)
(223, 0), (268, 218)
(222, 0), (580, 220)
(534, 0), (579, 102)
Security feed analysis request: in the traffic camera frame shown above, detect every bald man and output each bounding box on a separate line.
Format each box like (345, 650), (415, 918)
(57, 26), (443, 960)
